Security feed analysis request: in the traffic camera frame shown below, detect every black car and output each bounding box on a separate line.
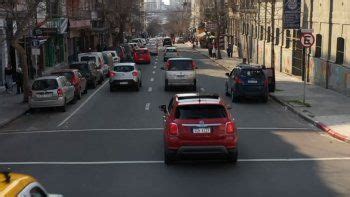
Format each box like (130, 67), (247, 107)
(163, 37), (172, 46)
(69, 62), (101, 89)
(225, 64), (274, 103)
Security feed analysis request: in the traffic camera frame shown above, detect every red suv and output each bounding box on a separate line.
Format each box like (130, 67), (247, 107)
(51, 69), (87, 100)
(134, 48), (151, 64)
(159, 93), (238, 164)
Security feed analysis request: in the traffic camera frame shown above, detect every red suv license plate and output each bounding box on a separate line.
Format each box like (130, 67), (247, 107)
(192, 127), (211, 134)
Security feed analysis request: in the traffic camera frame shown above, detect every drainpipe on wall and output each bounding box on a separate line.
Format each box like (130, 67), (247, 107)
(280, 0), (285, 72)
(257, 0), (260, 64)
(307, 0), (314, 82)
(326, 0), (333, 89)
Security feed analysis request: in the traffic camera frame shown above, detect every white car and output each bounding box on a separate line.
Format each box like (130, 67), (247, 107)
(109, 63), (142, 91)
(78, 52), (107, 80)
(103, 51), (120, 63)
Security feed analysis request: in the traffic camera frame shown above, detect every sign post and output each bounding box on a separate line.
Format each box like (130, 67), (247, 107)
(300, 29), (315, 104)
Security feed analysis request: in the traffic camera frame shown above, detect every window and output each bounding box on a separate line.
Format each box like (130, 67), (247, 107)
(285, 30), (291, 48)
(276, 28), (280, 45)
(260, 26), (264, 40)
(175, 105), (227, 119)
(336, 37), (345, 64)
(30, 186), (47, 197)
(267, 27), (271, 42)
(255, 26), (258, 38)
(251, 25), (254, 37)
(32, 79), (58, 90)
(168, 60), (194, 71)
(242, 23), (246, 35)
(315, 34), (322, 58)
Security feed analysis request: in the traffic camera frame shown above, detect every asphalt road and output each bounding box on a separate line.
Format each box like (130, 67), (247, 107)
(1, 44), (350, 197)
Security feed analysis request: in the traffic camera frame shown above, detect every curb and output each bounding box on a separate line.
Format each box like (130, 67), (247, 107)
(270, 94), (350, 143)
(194, 48), (350, 144)
(0, 108), (29, 129)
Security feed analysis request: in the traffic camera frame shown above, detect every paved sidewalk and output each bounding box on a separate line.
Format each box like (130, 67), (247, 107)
(0, 86), (29, 128)
(193, 45), (350, 143)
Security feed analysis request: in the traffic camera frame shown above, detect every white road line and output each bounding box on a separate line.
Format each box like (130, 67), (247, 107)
(1, 157), (350, 165)
(153, 66), (157, 69)
(0, 127), (316, 135)
(152, 71), (156, 74)
(150, 78), (154, 82)
(148, 87), (152, 92)
(57, 80), (109, 127)
(238, 127), (315, 131)
(200, 87), (205, 92)
(145, 103), (151, 110)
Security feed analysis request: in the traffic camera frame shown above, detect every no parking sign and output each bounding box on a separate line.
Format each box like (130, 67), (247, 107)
(300, 30), (315, 48)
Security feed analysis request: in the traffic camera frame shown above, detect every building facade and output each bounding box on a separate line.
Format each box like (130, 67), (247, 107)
(232, 0), (350, 96)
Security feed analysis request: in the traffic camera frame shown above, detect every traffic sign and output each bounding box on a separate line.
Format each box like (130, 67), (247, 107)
(300, 33), (315, 48)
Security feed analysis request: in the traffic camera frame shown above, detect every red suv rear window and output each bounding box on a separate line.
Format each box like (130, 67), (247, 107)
(175, 105), (227, 119)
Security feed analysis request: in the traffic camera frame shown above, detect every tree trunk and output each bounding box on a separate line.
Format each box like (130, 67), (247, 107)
(12, 41), (29, 103)
(117, 16), (126, 44)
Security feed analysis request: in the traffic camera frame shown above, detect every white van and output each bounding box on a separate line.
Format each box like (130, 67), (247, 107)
(78, 52), (108, 78)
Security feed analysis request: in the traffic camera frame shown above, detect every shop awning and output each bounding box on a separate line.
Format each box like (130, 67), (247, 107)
(69, 20), (91, 29)
(39, 17), (68, 34)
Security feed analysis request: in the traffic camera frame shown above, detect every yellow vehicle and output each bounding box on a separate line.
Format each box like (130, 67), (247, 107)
(0, 172), (62, 197)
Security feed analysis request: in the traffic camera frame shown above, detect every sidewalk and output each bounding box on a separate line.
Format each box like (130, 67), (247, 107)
(0, 86), (29, 128)
(194, 45), (350, 143)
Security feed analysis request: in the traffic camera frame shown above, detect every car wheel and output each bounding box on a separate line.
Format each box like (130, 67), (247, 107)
(225, 84), (230, 96)
(164, 80), (169, 91)
(231, 90), (239, 103)
(83, 88), (88, 94)
(164, 149), (176, 165)
(60, 99), (66, 112)
(71, 95), (77, 104)
(227, 149), (238, 164)
(262, 94), (268, 103)
(91, 80), (97, 89)
(77, 89), (82, 100)
(110, 86), (114, 92)
(139, 80), (142, 87)
(99, 76), (104, 84)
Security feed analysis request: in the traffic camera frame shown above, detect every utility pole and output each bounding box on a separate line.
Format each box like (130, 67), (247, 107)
(270, 0), (276, 91)
(214, 0), (222, 59)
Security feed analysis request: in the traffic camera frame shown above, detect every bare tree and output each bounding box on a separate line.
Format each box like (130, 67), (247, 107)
(0, 0), (46, 102)
(146, 18), (162, 37)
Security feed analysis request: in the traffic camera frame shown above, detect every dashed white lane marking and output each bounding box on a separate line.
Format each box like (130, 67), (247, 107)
(150, 78), (154, 82)
(145, 103), (151, 110)
(0, 127), (316, 135)
(1, 157), (350, 165)
(57, 80), (109, 127)
(200, 87), (205, 92)
(153, 66), (157, 69)
(148, 87), (152, 92)
(152, 71), (156, 74)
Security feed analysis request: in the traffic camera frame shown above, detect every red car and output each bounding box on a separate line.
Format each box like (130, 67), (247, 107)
(134, 48), (151, 64)
(51, 69), (87, 100)
(160, 93), (238, 164)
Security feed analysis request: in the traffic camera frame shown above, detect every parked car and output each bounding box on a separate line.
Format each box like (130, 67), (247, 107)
(131, 38), (143, 47)
(116, 46), (126, 62)
(121, 43), (135, 62)
(225, 64), (270, 102)
(128, 42), (139, 51)
(133, 48), (151, 64)
(0, 172), (63, 196)
(163, 47), (179, 62)
(69, 62), (102, 88)
(177, 37), (185, 44)
(109, 63), (142, 91)
(51, 69), (87, 100)
(78, 52), (108, 79)
(29, 76), (75, 112)
(162, 58), (197, 91)
(159, 93), (238, 164)
(103, 50), (120, 63)
(163, 37), (172, 46)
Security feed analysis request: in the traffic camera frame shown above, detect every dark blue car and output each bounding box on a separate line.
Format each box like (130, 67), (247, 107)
(225, 64), (274, 103)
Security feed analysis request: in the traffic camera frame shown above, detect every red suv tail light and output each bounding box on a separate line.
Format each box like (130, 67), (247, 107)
(225, 122), (236, 134)
(57, 88), (64, 97)
(168, 123), (179, 136)
(235, 77), (243, 84)
(192, 61), (197, 69)
(72, 75), (79, 85)
(132, 71), (139, 77)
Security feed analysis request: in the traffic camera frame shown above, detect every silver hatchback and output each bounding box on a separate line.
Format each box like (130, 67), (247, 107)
(29, 76), (75, 112)
(109, 63), (142, 91)
(162, 58), (197, 91)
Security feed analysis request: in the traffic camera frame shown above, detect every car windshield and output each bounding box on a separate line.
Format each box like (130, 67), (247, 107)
(32, 79), (58, 90)
(168, 60), (193, 71)
(175, 105), (227, 119)
(136, 50), (148, 55)
(114, 66), (134, 72)
(241, 69), (265, 79)
(166, 49), (177, 52)
(52, 72), (74, 81)
(69, 64), (89, 74)
(80, 56), (96, 62)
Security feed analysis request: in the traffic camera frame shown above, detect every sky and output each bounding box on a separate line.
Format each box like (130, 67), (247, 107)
(163, 0), (169, 5)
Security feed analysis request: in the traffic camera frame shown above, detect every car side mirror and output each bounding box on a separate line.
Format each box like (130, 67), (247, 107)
(159, 105), (167, 113)
(225, 73), (230, 77)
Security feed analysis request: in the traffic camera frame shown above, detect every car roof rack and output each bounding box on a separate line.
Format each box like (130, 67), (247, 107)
(177, 93), (220, 101)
